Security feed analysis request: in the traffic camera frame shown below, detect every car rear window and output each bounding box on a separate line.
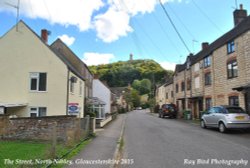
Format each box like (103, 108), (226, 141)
(226, 107), (246, 114)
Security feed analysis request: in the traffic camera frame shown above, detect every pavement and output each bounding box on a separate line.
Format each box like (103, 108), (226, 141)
(66, 114), (126, 168)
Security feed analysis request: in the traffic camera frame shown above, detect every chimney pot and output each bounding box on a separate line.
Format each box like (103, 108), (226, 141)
(41, 29), (48, 43)
(240, 4), (243, 10)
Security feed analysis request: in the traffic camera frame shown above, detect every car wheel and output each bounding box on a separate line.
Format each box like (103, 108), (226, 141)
(219, 122), (227, 133)
(201, 120), (206, 129)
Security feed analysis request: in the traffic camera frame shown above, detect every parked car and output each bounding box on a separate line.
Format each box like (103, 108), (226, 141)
(200, 105), (250, 133)
(159, 104), (177, 119)
(136, 107), (142, 110)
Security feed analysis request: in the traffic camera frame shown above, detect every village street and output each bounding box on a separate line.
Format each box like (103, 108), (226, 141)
(121, 110), (250, 168)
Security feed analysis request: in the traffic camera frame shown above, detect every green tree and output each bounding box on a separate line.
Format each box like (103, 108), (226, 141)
(89, 59), (173, 87)
(131, 89), (141, 107)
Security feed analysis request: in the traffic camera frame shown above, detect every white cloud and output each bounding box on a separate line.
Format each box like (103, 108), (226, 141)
(0, 0), (104, 31)
(94, 7), (133, 43)
(160, 61), (176, 71)
(0, 0), (180, 42)
(82, 52), (115, 66)
(58, 34), (75, 46)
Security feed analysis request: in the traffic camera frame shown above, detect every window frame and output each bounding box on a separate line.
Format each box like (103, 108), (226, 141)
(181, 81), (185, 92)
(203, 55), (211, 68)
(227, 40), (235, 54)
(175, 84), (179, 93)
(79, 81), (83, 96)
(30, 72), (47, 92)
(70, 77), (75, 94)
(205, 98), (212, 110)
(229, 96), (239, 106)
(30, 107), (47, 117)
(187, 79), (191, 91)
(204, 72), (212, 86)
(227, 60), (238, 79)
(194, 76), (200, 89)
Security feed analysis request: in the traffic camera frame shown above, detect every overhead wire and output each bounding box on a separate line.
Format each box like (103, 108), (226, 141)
(145, 1), (182, 57)
(191, 0), (223, 33)
(159, 0), (192, 54)
(166, 3), (197, 42)
(114, 0), (167, 61)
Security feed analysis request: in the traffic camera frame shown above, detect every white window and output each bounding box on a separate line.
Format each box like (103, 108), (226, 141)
(70, 76), (77, 94)
(30, 107), (47, 117)
(203, 55), (211, 68)
(30, 73), (47, 91)
(194, 63), (199, 72)
(194, 76), (200, 89)
(79, 81), (83, 96)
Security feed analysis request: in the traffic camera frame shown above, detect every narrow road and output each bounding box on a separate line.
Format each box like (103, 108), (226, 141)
(122, 110), (250, 168)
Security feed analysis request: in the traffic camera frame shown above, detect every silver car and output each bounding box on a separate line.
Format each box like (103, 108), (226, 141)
(201, 105), (250, 133)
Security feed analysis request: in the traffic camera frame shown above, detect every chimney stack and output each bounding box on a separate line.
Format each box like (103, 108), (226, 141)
(233, 4), (247, 26)
(202, 42), (209, 50)
(41, 29), (49, 43)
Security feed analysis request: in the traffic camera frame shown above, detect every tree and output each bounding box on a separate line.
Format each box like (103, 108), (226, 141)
(131, 89), (141, 107)
(89, 59), (173, 87)
(132, 79), (152, 95)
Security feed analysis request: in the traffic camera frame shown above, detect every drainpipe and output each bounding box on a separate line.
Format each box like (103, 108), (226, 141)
(184, 69), (187, 110)
(66, 68), (70, 115)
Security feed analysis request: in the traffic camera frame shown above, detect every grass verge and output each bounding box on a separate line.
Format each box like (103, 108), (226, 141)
(0, 138), (92, 168)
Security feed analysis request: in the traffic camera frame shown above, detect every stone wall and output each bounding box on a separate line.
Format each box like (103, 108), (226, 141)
(0, 115), (92, 143)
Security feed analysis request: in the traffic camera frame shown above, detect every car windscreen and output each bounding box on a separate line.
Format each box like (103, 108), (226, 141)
(226, 107), (246, 114)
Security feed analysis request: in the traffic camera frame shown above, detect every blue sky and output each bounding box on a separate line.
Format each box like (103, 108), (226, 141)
(0, 0), (250, 70)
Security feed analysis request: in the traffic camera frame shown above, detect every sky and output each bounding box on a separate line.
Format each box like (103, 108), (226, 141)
(0, 0), (250, 71)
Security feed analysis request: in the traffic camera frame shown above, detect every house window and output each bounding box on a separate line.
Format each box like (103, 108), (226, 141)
(79, 81), (83, 96)
(181, 81), (185, 91)
(194, 63), (199, 72)
(194, 76), (200, 89)
(227, 40), (235, 54)
(30, 73), (47, 91)
(187, 79), (191, 90)
(92, 105), (105, 119)
(171, 91), (174, 98)
(70, 76), (77, 93)
(229, 96), (239, 106)
(204, 56), (211, 68)
(30, 107), (47, 117)
(204, 72), (212, 86)
(205, 98), (212, 110)
(227, 60), (238, 79)
(176, 84), (179, 93)
(166, 92), (168, 99)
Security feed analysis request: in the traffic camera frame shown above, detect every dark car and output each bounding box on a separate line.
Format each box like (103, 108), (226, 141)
(159, 104), (177, 119)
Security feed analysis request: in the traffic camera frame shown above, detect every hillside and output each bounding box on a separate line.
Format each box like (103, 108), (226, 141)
(89, 59), (173, 87)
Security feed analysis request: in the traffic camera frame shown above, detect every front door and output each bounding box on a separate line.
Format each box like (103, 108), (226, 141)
(245, 91), (250, 114)
(193, 101), (197, 119)
(198, 99), (203, 119)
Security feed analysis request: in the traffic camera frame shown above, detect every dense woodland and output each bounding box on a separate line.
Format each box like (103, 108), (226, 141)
(89, 59), (173, 88)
